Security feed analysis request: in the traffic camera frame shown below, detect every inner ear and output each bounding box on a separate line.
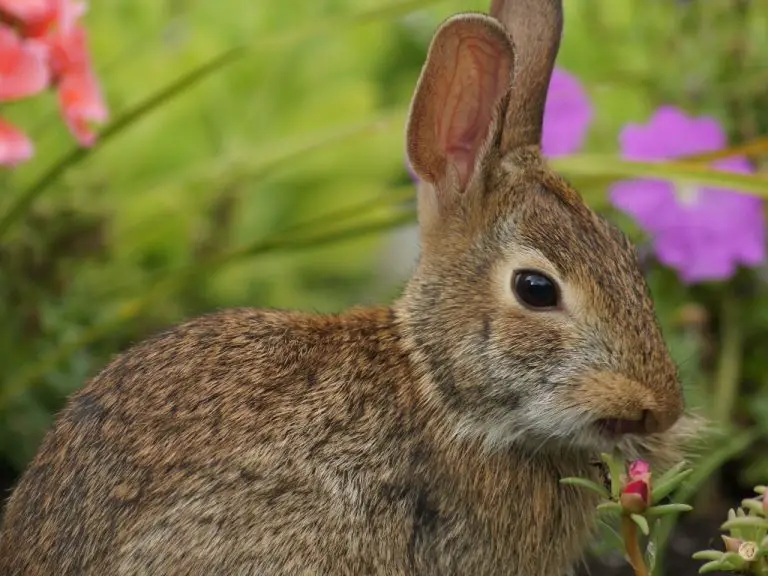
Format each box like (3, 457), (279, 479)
(406, 15), (514, 193)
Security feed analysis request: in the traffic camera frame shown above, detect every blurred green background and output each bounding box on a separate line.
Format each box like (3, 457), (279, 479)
(2, 0), (768, 573)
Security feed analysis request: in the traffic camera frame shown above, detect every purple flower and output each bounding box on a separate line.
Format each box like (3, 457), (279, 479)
(542, 67), (593, 158)
(405, 67), (593, 180)
(609, 106), (765, 284)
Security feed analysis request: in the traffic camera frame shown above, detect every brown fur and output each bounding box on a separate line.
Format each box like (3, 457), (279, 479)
(0, 1), (695, 575)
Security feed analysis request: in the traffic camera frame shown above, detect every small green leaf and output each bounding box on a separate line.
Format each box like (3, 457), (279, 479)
(721, 552), (748, 568)
(599, 452), (624, 499)
(755, 486), (766, 495)
(646, 503), (694, 518)
(654, 461), (689, 485)
(691, 550), (726, 561)
(559, 477), (610, 499)
(596, 502), (622, 514)
(631, 514), (650, 536)
(741, 498), (766, 516)
(698, 559), (727, 573)
(652, 469), (694, 502)
(721, 517), (768, 531)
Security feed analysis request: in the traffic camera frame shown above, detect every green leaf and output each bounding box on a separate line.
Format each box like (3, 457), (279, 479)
(599, 452), (625, 499)
(631, 513), (650, 536)
(721, 517), (768, 531)
(596, 502), (623, 514)
(721, 552), (748, 569)
(741, 498), (766, 516)
(652, 469), (694, 502)
(697, 560), (727, 574)
(755, 486), (767, 495)
(653, 461), (689, 486)
(559, 477), (611, 499)
(691, 550), (726, 561)
(646, 503), (694, 518)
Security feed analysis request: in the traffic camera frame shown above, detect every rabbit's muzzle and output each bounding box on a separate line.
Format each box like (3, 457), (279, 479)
(570, 370), (684, 438)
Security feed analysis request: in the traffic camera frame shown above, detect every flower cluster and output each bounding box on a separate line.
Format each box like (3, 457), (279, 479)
(692, 485), (768, 574)
(0, 0), (107, 166)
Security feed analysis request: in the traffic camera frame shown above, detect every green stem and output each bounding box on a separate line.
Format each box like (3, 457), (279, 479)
(712, 291), (743, 427)
(621, 515), (649, 576)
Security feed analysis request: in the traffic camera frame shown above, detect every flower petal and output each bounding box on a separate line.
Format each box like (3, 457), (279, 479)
(609, 179), (678, 232)
(628, 460), (651, 479)
(611, 105), (766, 283)
(57, 65), (108, 146)
(0, 117), (33, 166)
(0, 25), (50, 100)
(0, 0), (51, 23)
(541, 67), (593, 158)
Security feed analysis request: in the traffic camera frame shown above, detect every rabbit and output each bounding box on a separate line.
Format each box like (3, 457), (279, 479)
(0, 0), (699, 574)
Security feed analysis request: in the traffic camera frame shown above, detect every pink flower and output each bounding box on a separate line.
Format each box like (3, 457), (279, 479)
(609, 106), (765, 284)
(541, 67), (593, 158)
(628, 460), (651, 479)
(0, 0), (108, 150)
(619, 459), (652, 514)
(42, 11), (108, 146)
(57, 65), (106, 146)
(0, 0), (50, 23)
(0, 25), (49, 100)
(0, 117), (33, 165)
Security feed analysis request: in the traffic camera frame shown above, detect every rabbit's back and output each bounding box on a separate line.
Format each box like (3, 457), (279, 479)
(0, 306), (599, 575)
(0, 307), (432, 574)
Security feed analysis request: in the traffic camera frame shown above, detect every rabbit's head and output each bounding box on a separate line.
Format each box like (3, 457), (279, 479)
(398, 0), (685, 455)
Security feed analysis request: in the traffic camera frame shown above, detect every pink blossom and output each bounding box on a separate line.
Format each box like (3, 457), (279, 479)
(0, 25), (50, 100)
(0, 117), (33, 166)
(619, 459), (652, 514)
(0, 0), (50, 23)
(609, 106), (765, 284)
(57, 65), (106, 146)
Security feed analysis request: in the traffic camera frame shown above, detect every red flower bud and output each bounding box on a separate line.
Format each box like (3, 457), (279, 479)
(620, 479), (650, 513)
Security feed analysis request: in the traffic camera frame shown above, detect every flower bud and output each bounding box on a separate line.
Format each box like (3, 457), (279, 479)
(620, 479), (650, 514)
(722, 536), (744, 554)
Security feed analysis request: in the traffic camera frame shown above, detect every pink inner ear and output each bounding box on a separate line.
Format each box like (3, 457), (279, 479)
(436, 36), (511, 188)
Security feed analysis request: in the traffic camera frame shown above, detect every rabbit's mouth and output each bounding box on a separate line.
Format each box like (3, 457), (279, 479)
(593, 418), (647, 438)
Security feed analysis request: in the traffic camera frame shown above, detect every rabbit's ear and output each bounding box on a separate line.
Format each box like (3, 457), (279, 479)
(490, 0), (563, 151)
(406, 15), (514, 198)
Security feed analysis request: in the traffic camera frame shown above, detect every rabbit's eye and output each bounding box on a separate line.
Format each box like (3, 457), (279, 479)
(513, 271), (559, 310)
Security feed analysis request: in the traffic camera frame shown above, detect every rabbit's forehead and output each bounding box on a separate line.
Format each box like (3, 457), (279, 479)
(489, 181), (652, 308)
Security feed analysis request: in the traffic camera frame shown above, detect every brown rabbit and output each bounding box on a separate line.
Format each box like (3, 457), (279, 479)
(0, 1), (696, 574)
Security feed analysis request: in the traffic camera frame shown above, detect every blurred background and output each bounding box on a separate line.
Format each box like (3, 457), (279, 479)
(1, 0), (768, 574)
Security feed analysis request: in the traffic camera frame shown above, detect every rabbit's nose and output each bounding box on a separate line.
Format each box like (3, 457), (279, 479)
(571, 370), (684, 435)
(640, 401), (682, 434)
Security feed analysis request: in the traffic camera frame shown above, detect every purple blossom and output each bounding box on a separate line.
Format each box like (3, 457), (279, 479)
(609, 106), (765, 284)
(406, 67), (593, 181)
(542, 67), (593, 158)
